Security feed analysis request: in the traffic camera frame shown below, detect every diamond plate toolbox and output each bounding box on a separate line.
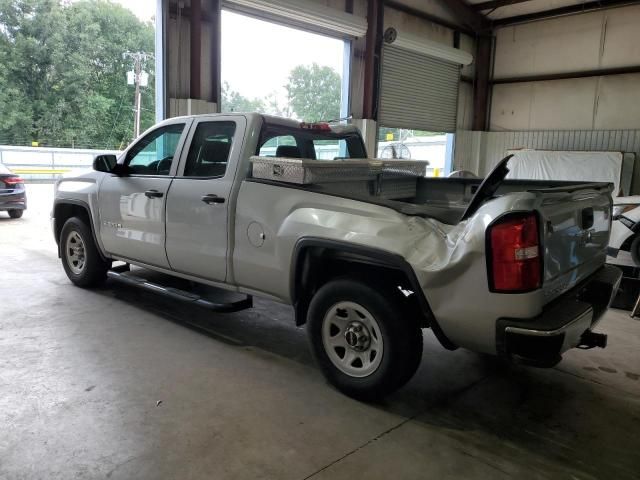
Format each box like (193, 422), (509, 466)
(250, 156), (428, 185)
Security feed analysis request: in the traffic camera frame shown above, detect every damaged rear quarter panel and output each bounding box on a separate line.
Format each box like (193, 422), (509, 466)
(234, 182), (546, 354)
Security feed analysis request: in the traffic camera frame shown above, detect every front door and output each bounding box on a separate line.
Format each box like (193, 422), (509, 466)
(98, 120), (189, 268)
(165, 116), (245, 282)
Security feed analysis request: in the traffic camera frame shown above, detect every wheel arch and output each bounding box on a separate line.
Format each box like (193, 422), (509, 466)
(290, 237), (457, 350)
(53, 199), (108, 261)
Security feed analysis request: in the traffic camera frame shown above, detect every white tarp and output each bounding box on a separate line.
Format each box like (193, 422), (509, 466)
(506, 150), (623, 197)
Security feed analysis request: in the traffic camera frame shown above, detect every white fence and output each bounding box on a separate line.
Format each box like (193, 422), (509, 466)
(0, 145), (121, 181)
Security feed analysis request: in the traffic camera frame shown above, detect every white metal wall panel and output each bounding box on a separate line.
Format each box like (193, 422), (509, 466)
(379, 45), (461, 132)
(454, 129), (640, 193)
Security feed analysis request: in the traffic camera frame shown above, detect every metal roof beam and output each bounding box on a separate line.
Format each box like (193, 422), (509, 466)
(472, 0), (535, 11)
(493, 0), (640, 26)
(442, 0), (491, 32)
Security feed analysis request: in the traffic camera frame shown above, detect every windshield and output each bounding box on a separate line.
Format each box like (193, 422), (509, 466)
(257, 123), (367, 160)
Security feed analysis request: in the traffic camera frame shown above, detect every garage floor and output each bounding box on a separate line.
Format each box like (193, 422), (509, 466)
(2, 185), (640, 480)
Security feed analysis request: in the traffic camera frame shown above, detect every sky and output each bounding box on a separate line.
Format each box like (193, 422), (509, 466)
(110, 0), (345, 100)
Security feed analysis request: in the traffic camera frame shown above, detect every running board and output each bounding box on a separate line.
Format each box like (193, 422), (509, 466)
(107, 269), (253, 313)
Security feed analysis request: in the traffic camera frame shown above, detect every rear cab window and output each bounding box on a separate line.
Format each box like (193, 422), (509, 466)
(257, 122), (366, 160)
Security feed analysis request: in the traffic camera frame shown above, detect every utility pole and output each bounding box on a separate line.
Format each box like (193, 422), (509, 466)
(133, 55), (141, 138)
(123, 51), (153, 139)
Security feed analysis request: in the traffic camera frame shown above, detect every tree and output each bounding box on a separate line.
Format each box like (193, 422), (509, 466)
(220, 81), (264, 113)
(285, 63), (341, 122)
(264, 91), (291, 118)
(0, 0), (155, 149)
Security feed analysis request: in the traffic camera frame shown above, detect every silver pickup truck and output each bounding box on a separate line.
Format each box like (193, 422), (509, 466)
(53, 113), (621, 399)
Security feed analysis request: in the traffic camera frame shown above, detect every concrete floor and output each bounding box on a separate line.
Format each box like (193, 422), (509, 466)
(1, 185), (639, 480)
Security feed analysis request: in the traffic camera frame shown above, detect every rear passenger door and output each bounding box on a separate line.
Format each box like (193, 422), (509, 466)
(165, 116), (245, 283)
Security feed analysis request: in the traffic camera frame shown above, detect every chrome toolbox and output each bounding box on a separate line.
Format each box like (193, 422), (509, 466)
(250, 156), (428, 185)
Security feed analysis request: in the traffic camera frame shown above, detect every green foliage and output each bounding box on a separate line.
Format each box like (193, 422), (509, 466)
(0, 0), (155, 148)
(285, 63), (341, 122)
(220, 81), (265, 113)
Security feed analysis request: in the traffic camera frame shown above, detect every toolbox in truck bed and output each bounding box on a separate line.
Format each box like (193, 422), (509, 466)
(250, 156), (429, 185)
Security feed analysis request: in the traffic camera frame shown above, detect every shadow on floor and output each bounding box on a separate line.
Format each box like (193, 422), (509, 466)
(94, 275), (640, 480)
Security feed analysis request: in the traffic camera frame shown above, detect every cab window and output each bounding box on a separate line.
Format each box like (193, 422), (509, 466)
(258, 135), (298, 157)
(257, 124), (366, 160)
(125, 123), (185, 175)
(183, 121), (236, 177)
(313, 139), (350, 160)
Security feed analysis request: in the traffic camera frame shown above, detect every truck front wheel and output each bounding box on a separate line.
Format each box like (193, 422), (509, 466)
(60, 217), (110, 287)
(307, 279), (423, 400)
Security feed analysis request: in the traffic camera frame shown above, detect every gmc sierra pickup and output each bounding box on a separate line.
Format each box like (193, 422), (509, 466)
(53, 113), (621, 399)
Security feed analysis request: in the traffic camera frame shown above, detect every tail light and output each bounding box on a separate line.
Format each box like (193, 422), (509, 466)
(3, 176), (24, 185)
(488, 212), (541, 293)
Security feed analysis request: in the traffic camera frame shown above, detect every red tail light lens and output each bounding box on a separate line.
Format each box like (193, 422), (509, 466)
(3, 176), (24, 185)
(488, 213), (541, 293)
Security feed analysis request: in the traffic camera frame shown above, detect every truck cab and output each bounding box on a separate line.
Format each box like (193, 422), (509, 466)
(74, 114), (365, 285)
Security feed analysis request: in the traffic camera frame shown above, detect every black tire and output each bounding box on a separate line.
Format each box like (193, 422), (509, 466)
(307, 279), (423, 400)
(60, 216), (110, 287)
(631, 236), (640, 266)
(8, 209), (23, 219)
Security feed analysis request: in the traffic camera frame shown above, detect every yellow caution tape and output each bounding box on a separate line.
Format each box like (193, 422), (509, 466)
(11, 168), (71, 174)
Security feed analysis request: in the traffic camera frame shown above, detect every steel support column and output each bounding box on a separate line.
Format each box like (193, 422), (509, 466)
(362, 0), (384, 120)
(210, 0), (221, 107)
(472, 35), (492, 131)
(190, 0), (202, 99)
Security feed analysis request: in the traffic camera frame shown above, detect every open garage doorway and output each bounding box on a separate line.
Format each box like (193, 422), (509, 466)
(377, 127), (455, 177)
(220, 10), (349, 124)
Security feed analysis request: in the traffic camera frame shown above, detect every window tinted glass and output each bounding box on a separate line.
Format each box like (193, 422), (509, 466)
(126, 123), (185, 175)
(184, 122), (236, 177)
(0, 163), (12, 174)
(313, 139), (350, 160)
(258, 135), (298, 157)
(257, 124), (366, 160)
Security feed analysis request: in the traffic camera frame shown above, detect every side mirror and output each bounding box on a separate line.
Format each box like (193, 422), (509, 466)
(93, 154), (118, 173)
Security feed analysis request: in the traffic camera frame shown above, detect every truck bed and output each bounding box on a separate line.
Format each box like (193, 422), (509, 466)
(248, 173), (609, 225)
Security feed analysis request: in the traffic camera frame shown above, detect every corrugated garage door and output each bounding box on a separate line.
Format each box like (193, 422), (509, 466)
(379, 45), (461, 133)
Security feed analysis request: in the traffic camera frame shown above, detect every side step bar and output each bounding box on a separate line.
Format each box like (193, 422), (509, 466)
(107, 268), (253, 313)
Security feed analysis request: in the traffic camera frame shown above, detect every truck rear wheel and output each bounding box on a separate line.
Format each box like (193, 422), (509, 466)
(60, 216), (110, 287)
(307, 279), (423, 400)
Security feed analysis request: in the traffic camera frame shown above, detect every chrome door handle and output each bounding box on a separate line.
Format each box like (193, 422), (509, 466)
(144, 189), (164, 198)
(201, 194), (225, 204)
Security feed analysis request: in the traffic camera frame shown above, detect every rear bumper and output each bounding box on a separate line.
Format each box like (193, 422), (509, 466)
(0, 191), (27, 210)
(496, 265), (622, 366)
